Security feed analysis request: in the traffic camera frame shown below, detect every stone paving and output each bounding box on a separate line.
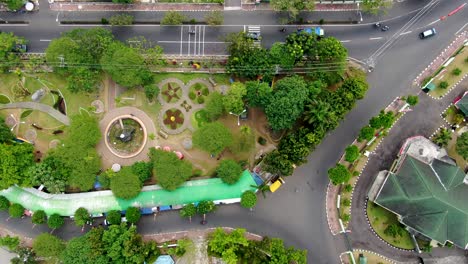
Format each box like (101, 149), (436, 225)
(158, 77), (214, 135)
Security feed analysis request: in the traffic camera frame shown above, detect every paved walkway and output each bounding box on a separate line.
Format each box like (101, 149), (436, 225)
(49, 2), (358, 12)
(96, 106), (157, 167)
(348, 79), (467, 261)
(0, 102), (70, 125)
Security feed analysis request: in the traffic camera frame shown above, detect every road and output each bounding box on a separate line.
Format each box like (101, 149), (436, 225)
(0, 0), (467, 263)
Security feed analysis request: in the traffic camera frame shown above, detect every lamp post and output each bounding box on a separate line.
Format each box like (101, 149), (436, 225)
(229, 109), (246, 126)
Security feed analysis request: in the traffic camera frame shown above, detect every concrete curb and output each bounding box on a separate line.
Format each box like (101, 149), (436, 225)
(425, 73), (467, 100)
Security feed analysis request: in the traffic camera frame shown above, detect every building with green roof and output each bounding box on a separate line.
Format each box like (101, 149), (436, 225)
(368, 136), (468, 249)
(455, 91), (468, 117)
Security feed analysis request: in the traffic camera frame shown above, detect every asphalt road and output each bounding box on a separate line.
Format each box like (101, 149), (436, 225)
(0, 0), (467, 263)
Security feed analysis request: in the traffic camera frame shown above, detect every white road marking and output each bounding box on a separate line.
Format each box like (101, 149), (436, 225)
(179, 25), (183, 56)
(400, 31), (412, 35)
(39, 39), (52, 42)
(187, 26), (191, 56)
(340, 40), (351, 43)
(369, 37), (383, 40)
(202, 26), (206, 56)
(0, 24), (29, 26)
(455, 22), (468, 35)
(427, 19), (440, 26)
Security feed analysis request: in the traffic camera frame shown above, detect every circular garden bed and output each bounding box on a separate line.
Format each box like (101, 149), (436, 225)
(163, 108), (184, 130)
(161, 82), (183, 104)
(0, 94), (11, 104)
(188, 83), (209, 104)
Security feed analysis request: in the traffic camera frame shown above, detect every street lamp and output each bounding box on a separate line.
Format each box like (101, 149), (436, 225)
(229, 109), (246, 126)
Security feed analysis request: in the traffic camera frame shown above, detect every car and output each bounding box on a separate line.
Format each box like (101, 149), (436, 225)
(14, 44), (27, 52)
(246, 32), (261, 41)
(381, 25), (389, 31)
(239, 109), (248, 120)
(419, 28), (436, 39)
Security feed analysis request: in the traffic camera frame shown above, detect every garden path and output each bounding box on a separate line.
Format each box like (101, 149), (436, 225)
(0, 102), (70, 125)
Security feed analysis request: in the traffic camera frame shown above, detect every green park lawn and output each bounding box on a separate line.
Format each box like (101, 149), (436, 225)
(352, 250), (393, 264)
(429, 47), (467, 98)
(367, 201), (414, 250)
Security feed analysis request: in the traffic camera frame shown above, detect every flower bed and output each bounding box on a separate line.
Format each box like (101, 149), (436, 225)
(188, 83), (209, 105)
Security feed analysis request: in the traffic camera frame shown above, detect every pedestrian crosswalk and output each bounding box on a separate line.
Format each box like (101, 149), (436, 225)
(246, 25), (261, 47)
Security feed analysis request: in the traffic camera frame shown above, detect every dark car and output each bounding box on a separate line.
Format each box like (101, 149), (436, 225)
(419, 28), (436, 39)
(240, 109), (248, 120)
(14, 44), (27, 52)
(381, 25), (389, 31)
(246, 32), (261, 40)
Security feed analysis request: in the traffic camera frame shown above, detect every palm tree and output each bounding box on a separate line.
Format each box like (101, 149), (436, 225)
(433, 128), (452, 147)
(303, 99), (330, 125)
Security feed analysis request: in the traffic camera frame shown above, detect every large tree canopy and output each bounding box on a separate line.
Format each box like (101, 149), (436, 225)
(264, 75), (309, 131)
(223, 82), (247, 114)
(456, 132), (468, 160)
(110, 167), (142, 199)
(150, 148), (193, 191)
(101, 42), (153, 88)
(193, 122), (233, 155)
(216, 159), (243, 185)
(270, 0), (315, 18)
(0, 32), (24, 73)
(32, 233), (65, 260)
(0, 143), (34, 190)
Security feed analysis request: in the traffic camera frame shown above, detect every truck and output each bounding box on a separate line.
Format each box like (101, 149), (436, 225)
(297, 26), (324, 37)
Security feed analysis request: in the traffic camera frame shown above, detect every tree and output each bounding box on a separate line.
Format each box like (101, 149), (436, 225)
(3, 0), (24, 11)
(126, 36), (165, 70)
(456, 132), (468, 160)
(110, 167), (143, 200)
(0, 196), (9, 211)
(0, 32), (23, 72)
(263, 150), (294, 176)
(31, 210), (47, 227)
(0, 117), (14, 143)
(207, 228), (249, 264)
(362, 0), (392, 15)
(433, 128), (452, 147)
(68, 114), (101, 147)
(328, 164), (351, 185)
(205, 11), (223, 25)
(216, 160), (243, 184)
(205, 91), (225, 121)
(144, 84), (160, 102)
(0, 235), (20, 251)
(340, 76), (368, 100)
(270, 0), (315, 18)
(197, 200), (216, 223)
(344, 145), (359, 163)
(180, 204), (197, 223)
(358, 126), (375, 142)
(74, 207), (91, 228)
(193, 122), (233, 156)
(125, 207), (141, 225)
(106, 210), (122, 225)
(26, 157), (69, 194)
(0, 143), (34, 190)
(32, 233), (65, 259)
(161, 11), (186, 25)
(369, 110), (394, 129)
(8, 203), (24, 218)
(264, 76), (309, 131)
(269, 43), (296, 70)
(131, 161), (153, 183)
(223, 82), (247, 114)
(47, 214), (64, 230)
(150, 149), (193, 191)
(266, 237), (307, 264)
(439, 81), (449, 89)
(245, 81), (272, 108)
(101, 42), (153, 88)
(240, 190), (257, 209)
(109, 14), (134, 26)
(406, 95), (419, 106)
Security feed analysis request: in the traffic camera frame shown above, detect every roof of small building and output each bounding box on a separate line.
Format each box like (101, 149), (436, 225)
(455, 93), (468, 116)
(375, 155), (468, 248)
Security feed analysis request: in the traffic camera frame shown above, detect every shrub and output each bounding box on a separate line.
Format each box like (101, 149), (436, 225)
(202, 87), (209, 96)
(189, 91), (196, 100)
(344, 184), (353, 193)
(194, 84), (202, 91)
(258, 136), (267, 145)
(216, 159), (242, 184)
(406, 95), (419, 106)
(0, 196), (9, 211)
(167, 239), (192, 257)
(192, 169), (203, 177)
(452, 68), (462, 76)
(439, 81), (449, 89)
(125, 207), (141, 224)
(109, 14), (134, 26)
(8, 203), (24, 218)
(205, 11), (223, 26)
(161, 11), (186, 25)
(101, 18), (109, 24)
(328, 164), (351, 185)
(341, 213), (350, 222)
(384, 223), (404, 238)
(110, 167), (142, 200)
(358, 126), (375, 142)
(197, 96), (205, 104)
(344, 145), (359, 162)
(97, 174), (110, 189)
(0, 235), (19, 251)
(47, 214), (64, 229)
(342, 198), (351, 207)
(32, 233), (65, 259)
(131, 161), (153, 183)
(106, 210), (122, 225)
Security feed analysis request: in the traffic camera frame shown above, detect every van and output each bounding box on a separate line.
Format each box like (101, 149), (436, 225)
(419, 28), (436, 39)
(269, 177), (285, 193)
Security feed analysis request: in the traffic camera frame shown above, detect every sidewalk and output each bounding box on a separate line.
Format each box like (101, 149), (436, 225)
(49, 2), (357, 12)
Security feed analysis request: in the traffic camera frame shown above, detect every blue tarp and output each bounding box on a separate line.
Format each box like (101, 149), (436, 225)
(252, 172), (263, 186)
(140, 208), (153, 215)
(94, 177), (102, 189)
(159, 205), (171, 211)
(154, 255), (174, 264)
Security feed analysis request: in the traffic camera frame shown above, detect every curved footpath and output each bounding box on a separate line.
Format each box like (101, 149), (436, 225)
(0, 102), (70, 125)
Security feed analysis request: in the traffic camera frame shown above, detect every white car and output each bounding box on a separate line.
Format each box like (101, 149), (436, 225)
(419, 28), (436, 39)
